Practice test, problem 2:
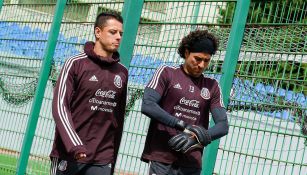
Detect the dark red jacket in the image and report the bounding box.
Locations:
[142,65,224,168]
[50,42,128,165]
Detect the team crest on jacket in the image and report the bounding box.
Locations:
[114,75,122,88]
[58,160,67,171]
[201,88,210,99]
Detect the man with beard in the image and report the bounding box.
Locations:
[50,12,127,175]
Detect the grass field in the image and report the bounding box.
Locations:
[0,153,49,175]
[0,153,139,175]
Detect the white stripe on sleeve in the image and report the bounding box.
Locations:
[147,65,166,89]
[57,53,86,146]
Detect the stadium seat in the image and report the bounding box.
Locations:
[80,39,87,44]
[281,110,294,121]
[274,111,282,119]
[296,95,306,106]
[68,36,78,43]
[255,83,266,93]
[265,85,275,94]
[285,91,294,101]
[277,88,286,97]
[214,74,222,80]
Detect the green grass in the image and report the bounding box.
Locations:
[0,153,49,175]
[0,154,17,175]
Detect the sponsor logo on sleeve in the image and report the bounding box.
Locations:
[201,87,210,99]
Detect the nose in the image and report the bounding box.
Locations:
[198,60,205,69]
[116,32,122,40]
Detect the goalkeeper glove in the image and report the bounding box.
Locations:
[175,120,211,147]
[168,132,202,153]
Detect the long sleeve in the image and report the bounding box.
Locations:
[52,58,87,158]
[208,107,229,140]
[141,87,180,127]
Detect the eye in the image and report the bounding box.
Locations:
[204,59,210,63]
[195,57,202,62]
[110,30,116,34]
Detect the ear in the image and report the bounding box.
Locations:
[184,49,190,59]
[94,27,101,38]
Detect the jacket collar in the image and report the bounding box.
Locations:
[84,41,120,66]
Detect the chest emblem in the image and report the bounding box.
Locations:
[201,88,210,99]
[58,160,67,171]
[114,75,122,88]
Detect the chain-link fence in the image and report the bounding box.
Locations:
[0,0,306,174]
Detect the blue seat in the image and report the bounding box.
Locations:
[144,56,155,66]
[296,95,306,106]
[68,36,78,43]
[80,39,87,44]
[244,79,253,87]
[281,110,294,121]
[22,26,32,33]
[0,22,8,28]
[274,111,282,119]
[265,85,275,94]
[152,60,163,68]
[129,67,137,75]
[57,34,66,42]
[33,28,43,39]
[255,83,266,93]
[276,88,286,97]
[232,78,240,87]
[214,74,222,81]
[130,54,142,66]
[285,91,294,101]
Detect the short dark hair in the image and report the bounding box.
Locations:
[94,12,123,29]
[177,30,219,58]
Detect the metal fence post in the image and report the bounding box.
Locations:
[0,0,3,12]
[202,0,251,174]
[118,0,144,68]
[16,0,67,174]
[191,1,200,30]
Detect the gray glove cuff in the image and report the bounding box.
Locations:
[175,120,187,131]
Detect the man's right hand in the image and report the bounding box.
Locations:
[168,132,202,153]
[175,120,212,147]
[75,153,86,160]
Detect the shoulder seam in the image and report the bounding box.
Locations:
[118,62,128,71]
[147,65,168,89]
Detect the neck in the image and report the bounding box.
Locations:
[182,64,190,75]
[93,42,113,58]
[182,64,201,78]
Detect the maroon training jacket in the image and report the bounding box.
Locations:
[50,42,128,165]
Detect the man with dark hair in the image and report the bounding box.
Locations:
[50,12,127,175]
[141,30,229,175]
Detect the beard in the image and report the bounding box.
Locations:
[97,39,119,54]
[102,44,118,54]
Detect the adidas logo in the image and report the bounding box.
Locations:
[89,75,98,81]
[173,83,182,89]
